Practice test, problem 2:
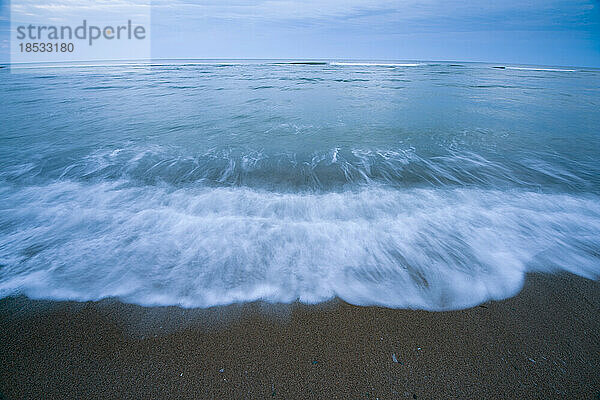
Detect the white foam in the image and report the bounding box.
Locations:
[504,67,576,72]
[0,182,598,310]
[330,62,422,67]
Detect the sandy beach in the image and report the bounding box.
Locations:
[0,273,598,399]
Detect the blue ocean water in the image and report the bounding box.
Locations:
[0,60,599,310]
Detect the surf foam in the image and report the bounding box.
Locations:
[1,181,598,310]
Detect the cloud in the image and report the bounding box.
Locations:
[8,0,599,33]
[148,0,598,31]
[3,0,599,65]
[10,0,151,24]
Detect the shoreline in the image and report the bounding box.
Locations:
[1,273,598,399]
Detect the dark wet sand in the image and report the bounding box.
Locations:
[0,273,598,399]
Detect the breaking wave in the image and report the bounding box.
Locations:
[0,180,598,310]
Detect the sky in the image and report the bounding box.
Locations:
[1,0,599,67]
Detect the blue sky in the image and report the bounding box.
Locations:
[1,0,599,66]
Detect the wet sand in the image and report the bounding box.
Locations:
[0,273,598,399]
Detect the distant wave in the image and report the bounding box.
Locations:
[331,62,422,67]
[272,61,328,65]
[1,181,598,309]
[493,66,577,72]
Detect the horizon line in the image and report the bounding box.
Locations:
[2,57,599,70]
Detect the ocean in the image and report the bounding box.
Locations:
[1,60,599,310]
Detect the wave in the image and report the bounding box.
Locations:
[330,62,422,67]
[0,181,598,310]
[2,146,596,192]
[272,62,328,65]
[493,66,577,72]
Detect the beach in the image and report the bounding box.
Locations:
[1,61,599,398]
[1,273,598,399]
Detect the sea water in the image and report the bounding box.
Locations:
[0,61,599,310]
